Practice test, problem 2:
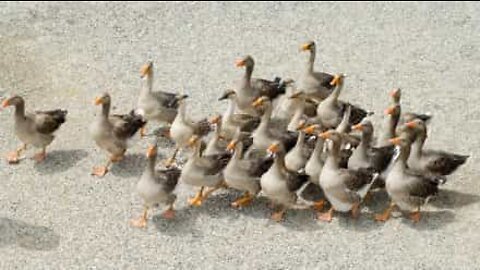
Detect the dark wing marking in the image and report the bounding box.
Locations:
[34,109,67,134]
[343,167,375,191]
[111,110,146,139]
[286,171,309,192]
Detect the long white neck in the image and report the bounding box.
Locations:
[306,48,315,74]
[325,139,340,169]
[327,80,343,102]
[224,99,236,123]
[259,103,272,130]
[287,105,304,132]
[141,72,153,96]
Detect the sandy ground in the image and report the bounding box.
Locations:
[0,2,479,269]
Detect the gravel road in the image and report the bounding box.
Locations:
[1,2,479,269]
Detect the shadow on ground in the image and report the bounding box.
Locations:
[34,149,88,175]
[110,153,147,178]
[0,218,60,251]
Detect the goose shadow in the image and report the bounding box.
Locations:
[401,210,455,231]
[110,153,147,178]
[34,149,88,175]
[431,189,480,209]
[0,218,60,251]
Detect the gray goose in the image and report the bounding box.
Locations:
[299,41,335,101]
[390,88,432,125]
[315,74,369,129]
[2,95,67,163]
[224,139,273,208]
[218,89,260,139]
[260,142,309,221]
[234,55,286,116]
[130,137,181,228]
[179,135,230,206]
[136,61,188,136]
[318,130,379,222]
[405,119,468,176]
[377,104,401,147]
[90,93,145,177]
[376,137,443,223]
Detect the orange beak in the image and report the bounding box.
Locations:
[252,97,265,108]
[146,145,156,157]
[318,131,331,139]
[352,123,363,131]
[94,97,103,105]
[302,124,319,134]
[209,115,221,125]
[300,43,311,51]
[384,106,394,115]
[187,136,198,147]
[389,137,402,145]
[235,59,246,67]
[140,64,150,78]
[389,88,400,98]
[226,140,238,151]
[2,99,10,108]
[405,121,417,129]
[330,75,340,86]
[267,143,280,154]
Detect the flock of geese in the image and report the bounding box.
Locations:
[2,41,469,228]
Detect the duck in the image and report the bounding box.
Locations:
[377,104,401,147]
[249,96,297,154]
[348,119,395,173]
[375,137,444,223]
[90,93,146,177]
[2,95,67,163]
[389,88,432,125]
[167,96,212,166]
[260,142,309,221]
[318,130,379,222]
[130,137,181,228]
[299,41,335,101]
[218,89,260,139]
[405,119,469,176]
[234,55,286,115]
[179,135,230,206]
[223,139,273,208]
[315,74,369,129]
[136,61,189,136]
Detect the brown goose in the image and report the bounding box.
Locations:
[130,137,181,228]
[315,74,369,129]
[90,93,146,177]
[136,61,188,136]
[234,55,286,115]
[2,95,67,163]
[179,135,230,206]
[224,139,273,208]
[405,119,468,176]
[376,137,443,223]
[166,97,212,166]
[299,41,335,101]
[318,130,379,222]
[260,142,309,221]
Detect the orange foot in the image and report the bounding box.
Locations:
[188,196,203,207]
[409,211,421,223]
[231,195,253,208]
[32,152,46,163]
[317,209,334,223]
[271,211,285,222]
[6,151,20,164]
[351,204,360,219]
[91,166,108,177]
[129,217,147,228]
[162,209,176,219]
[375,212,391,222]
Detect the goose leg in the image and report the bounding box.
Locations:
[409,208,421,223]
[130,206,149,228]
[92,159,112,177]
[188,187,204,206]
[375,202,396,222]
[317,207,335,222]
[351,202,361,219]
[6,144,27,164]
[231,192,253,208]
[162,204,176,220]
[140,126,147,138]
[312,199,325,211]
[164,147,179,167]
[271,205,286,222]
[32,147,47,162]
